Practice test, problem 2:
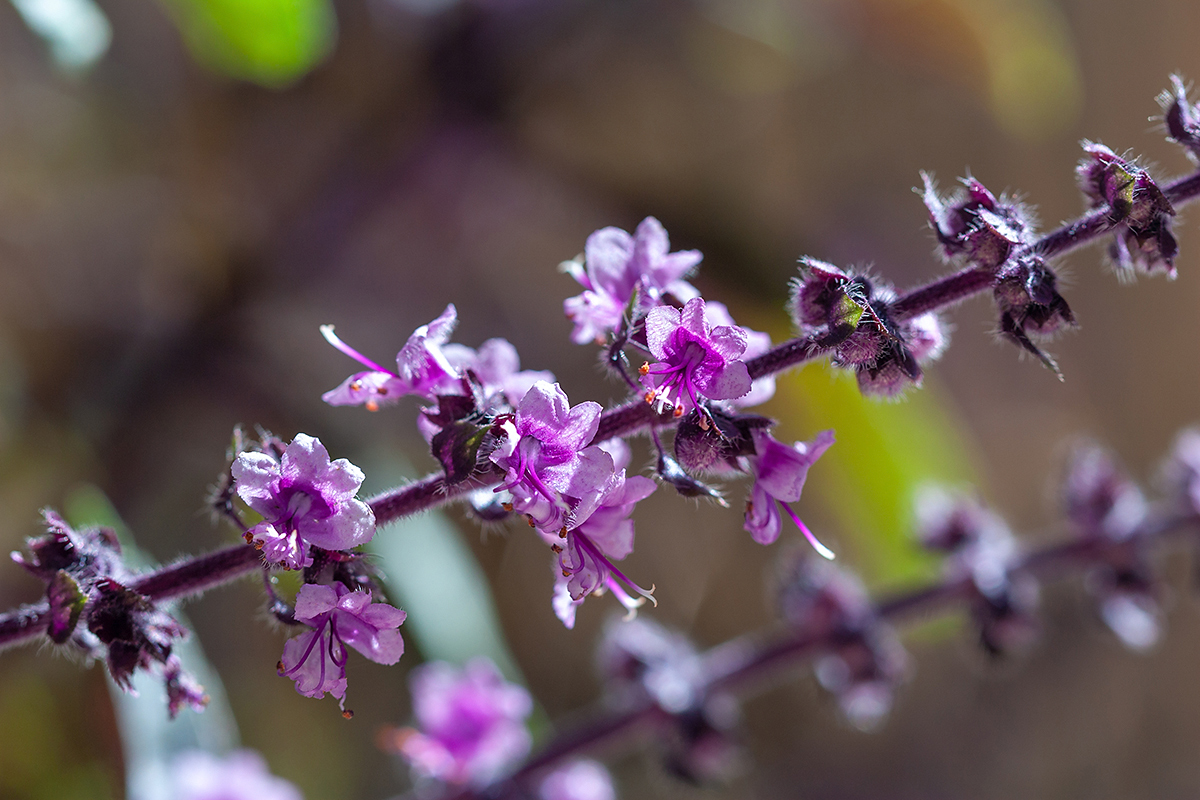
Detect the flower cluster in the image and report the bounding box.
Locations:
[169,750,302,800]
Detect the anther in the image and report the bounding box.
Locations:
[644,391,656,404]
[639,361,651,377]
[342,710,355,720]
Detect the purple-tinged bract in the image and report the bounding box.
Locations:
[233,433,375,570]
[640,297,752,418]
[398,658,533,786]
[920,172,1034,270]
[1160,74,1200,162]
[278,582,406,709]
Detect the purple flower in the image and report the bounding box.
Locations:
[443,337,556,408]
[322,304,461,409]
[540,760,616,800]
[491,382,616,534]
[703,300,775,408]
[639,297,752,419]
[397,658,533,786]
[170,749,303,800]
[563,217,701,345]
[548,467,658,627]
[278,582,406,711]
[233,434,375,570]
[743,429,835,555]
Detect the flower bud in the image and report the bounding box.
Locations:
[994,255,1075,375]
[1061,443,1147,542]
[1160,74,1200,162]
[921,172,1034,270]
[1076,142,1177,278]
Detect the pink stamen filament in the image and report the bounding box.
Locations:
[570,531,656,605]
[780,502,836,560]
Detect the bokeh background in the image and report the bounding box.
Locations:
[2,0,1200,797]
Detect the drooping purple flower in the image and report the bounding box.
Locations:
[548,467,658,627]
[322,304,461,409]
[743,429,835,554]
[540,759,616,800]
[640,297,752,419]
[170,749,303,800]
[233,434,375,570]
[397,658,533,786]
[563,217,702,345]
[490,381,616,534]
[278,582,406,711]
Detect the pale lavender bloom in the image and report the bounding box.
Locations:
[233,434,374,570]
[322,304,461,408]
[548,468,658,626]
[563,217,702,344]
[278,582,406,709]
[491,382,616,534]
[399,658,533,786]
[170,749,302,800]
[539,759,616,800]
[443,337,556,407]
[743,429,835,555]
[640,297,752,418]
[703,300,775,408]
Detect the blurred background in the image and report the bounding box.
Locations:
[2,0,1200,797]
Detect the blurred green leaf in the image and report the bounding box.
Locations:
[159,0,336,87]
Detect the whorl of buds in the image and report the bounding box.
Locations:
[921,173,1035,271]
[1062,445,1161,651]
[914,489,1039,656]
[1076,142,1178,278]
[788,260,947,397]
[776,556,908,729]
[1161,74,1200,162]
[993,255,1075,377]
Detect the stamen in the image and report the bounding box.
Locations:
[781,502,836,560]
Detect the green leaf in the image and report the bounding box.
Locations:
[159,0,336,87]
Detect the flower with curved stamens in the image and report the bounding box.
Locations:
[639,297,751,420]
[322,304,461,409]
[233,434,374,570]
[743,429,835,555]
[547,468,658,626]
[278,582,406,711]
[490,382,616,534]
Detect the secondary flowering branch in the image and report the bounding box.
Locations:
[428,504,1200,800]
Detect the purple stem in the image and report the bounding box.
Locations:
[425,510,1198,800]
[367,467,503,527]
[0,543,264,652]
